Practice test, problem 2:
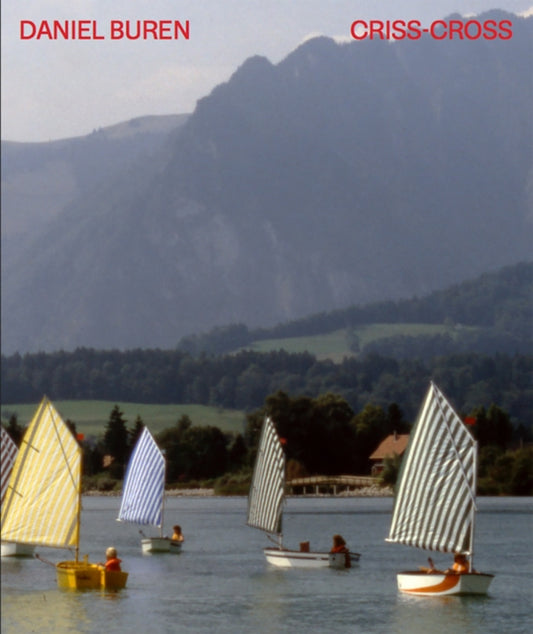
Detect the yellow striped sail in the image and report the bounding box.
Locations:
[1,398,81,550]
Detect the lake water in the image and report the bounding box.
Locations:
[1,496,532,633]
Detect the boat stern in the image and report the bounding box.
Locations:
[102,569,129,590]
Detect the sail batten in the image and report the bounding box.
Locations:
[387,382,476,554]
[247,417,285,536]
[1,398,81,549]
[118,427,165,528]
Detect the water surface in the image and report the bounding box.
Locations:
[2,496,532,633]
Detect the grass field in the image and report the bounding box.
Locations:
[0,401,247,438]
[246,323,459,362]
[246,329,355,362]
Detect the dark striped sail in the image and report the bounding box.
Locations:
[247,417,285,536]
[118,427,165,528]
[387,382,476,554]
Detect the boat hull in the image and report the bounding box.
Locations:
[264,548,359,569]
[141,537,182,554]
[1,542,35,558]
[56,560,128,591]
[397,571,494,596]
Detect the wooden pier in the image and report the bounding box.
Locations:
[287,475,378,496]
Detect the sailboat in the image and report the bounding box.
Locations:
[118,426,181,554]
[386,382,494,596]
[1,397,128,590]
[1,427,35,557]
[247,417,360,569]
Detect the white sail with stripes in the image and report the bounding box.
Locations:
[118,427,165,529]
[247,417,285,536]
[386,382,476,554]
[1,427,18,506]
[1,398,81,549]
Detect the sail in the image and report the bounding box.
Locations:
[117,427,165,527]
[1,427,18,506]
[386,382,476,554]
[247,417,285,536]
[1,398,81,549]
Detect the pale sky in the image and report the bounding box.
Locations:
[2,1,531,142]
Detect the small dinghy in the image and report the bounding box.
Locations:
[247,417,360,569]
[386,382,493,596]
[1,397,128,590]
[118,427,182,554]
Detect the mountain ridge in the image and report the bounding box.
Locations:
[2,11,532,354]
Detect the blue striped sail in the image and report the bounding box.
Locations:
[247,417,285,536]
[1,427,18,506]
[118,427,165,528]
[386,382,477,555]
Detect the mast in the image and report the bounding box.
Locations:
[469,440,478,571]
[160,449,167,539]
[75,453,82,563]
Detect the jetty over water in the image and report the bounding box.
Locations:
[287,475,378,496]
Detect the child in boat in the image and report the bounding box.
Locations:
[330,534,351,568]
[424,553,469,574]
[171,525,184,542]
[449,553,469,574]
[103,547,122,571]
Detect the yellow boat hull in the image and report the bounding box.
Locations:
[56,560,128,591]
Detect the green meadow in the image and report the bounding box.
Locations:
[246,323,458,361]
[1,401,246,439]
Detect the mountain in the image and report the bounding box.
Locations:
[2,11,532,354]
[1,114,188,267]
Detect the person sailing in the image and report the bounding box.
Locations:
[330,534,351,568]
[171,525,185,543]
[101,546,122,571]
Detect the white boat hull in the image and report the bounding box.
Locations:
[264,548,359,569]
[1,542,35,558]
[397,571,494,596]
[141,537,182,554]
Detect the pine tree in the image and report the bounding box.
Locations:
[103,405,129,466]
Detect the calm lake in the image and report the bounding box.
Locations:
[1,496,532,633]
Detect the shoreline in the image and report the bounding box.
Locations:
[83,485,394,498]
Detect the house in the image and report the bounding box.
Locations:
[369,432,410,476]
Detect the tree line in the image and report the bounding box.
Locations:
[2,349,531,436]
[3,391,531,495]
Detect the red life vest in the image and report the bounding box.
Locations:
[105,557,122,572]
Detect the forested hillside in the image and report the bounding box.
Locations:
[177,261,532,356]
[2,263,531,430]
[2,349,531,434]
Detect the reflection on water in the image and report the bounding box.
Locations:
[391,593,494,634]
[2,590,91,633]
[1,496,532,634]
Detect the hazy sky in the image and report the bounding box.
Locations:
[2,1,531,142]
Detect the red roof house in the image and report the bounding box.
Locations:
[369,433,410,476]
